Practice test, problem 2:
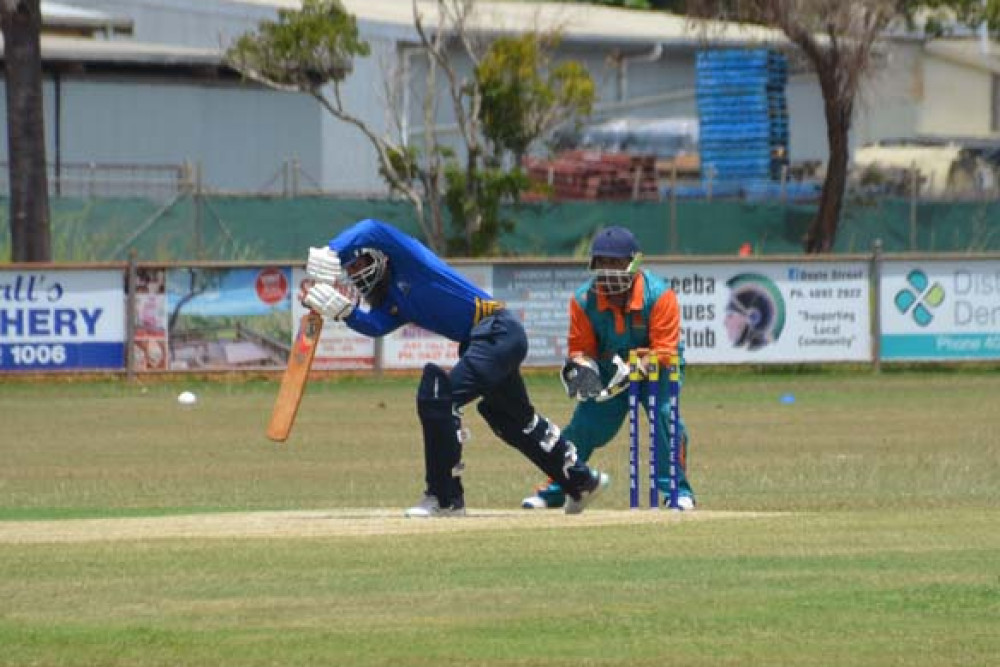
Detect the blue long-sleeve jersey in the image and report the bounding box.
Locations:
[328,219,496,343]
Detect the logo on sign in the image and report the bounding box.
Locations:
[894,269,944,327]
[724,273,786,351]
[255,268,289,306]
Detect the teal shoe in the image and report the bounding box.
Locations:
[520,479,566,509]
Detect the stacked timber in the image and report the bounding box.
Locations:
[523,150,659,201]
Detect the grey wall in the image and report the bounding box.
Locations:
[856,41,922,147]
[49,0,278,49]
[785,74,828,163]
[1,75,322,193]
[16,2,929,195]
[316,38,400,194]
[920,52,994,135]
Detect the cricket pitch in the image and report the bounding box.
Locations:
[0,509,782,544]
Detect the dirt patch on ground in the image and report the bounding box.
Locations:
[0,509,781,544]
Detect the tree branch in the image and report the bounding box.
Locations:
[312,85,434,244]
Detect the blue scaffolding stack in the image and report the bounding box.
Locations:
[696,49,789,187]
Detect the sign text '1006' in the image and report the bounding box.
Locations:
[3,344,68,367]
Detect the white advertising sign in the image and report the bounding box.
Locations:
[380,264,491,369]
[291,264,491,370]
[651,261,871,364]
[292,268,374,369]
[491,263,589,366]
[382,324,460,369]
[880,259,1000,360]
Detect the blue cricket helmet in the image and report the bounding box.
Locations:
[589,226,639,267]
[589,226,642,295]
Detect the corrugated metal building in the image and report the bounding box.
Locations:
[1,1,320,195]
[5,0,975,195]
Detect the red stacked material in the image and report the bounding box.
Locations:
[523,151,659,201]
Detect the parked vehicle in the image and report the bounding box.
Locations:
[852,137,999,197]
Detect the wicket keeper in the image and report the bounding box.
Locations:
[301,219,610,517]
[522,226,697,510]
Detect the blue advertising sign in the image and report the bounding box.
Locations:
[0,270,125,370]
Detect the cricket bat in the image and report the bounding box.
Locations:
[267,310,324,442]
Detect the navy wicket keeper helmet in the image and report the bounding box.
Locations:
[344,247,388,297]
[589,226,641,295]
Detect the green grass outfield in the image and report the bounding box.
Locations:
[1,370,998,666]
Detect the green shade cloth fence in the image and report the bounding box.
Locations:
[3,195,998,261]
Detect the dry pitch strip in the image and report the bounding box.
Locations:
[0,509,782,544]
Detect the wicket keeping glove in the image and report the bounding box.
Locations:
[306,246,343,284]
[560,357,603,401]
[303,282,355,321]
[605,354,631,393]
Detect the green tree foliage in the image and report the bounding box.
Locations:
[227,0,369,89]
[477,33,596,164]
[443,166,529,256]
[229,0,597,257]
[228,0,455,251]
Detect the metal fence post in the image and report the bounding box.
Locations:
[909,164,919,251]
[194,162,204,259]
[870,239,883,373]
[373,336,384,378]
[669,161,678,253]
[126,251,138,381]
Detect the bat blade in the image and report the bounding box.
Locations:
[267,311,324,442]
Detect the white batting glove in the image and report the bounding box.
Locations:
[306,246,342,284]
[303,282,355,321]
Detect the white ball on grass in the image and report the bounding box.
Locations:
[177,391,198,406]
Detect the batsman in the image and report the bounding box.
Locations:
[522,226,697,511]
[300,218,609,517]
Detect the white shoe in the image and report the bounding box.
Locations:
[404,494,467,518]
[521,494,548,509]
[666,495,696,511]
[565,471,610,515]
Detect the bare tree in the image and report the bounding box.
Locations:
[1,0,51,262]
[414,0,488,252]
[685,0,897,253]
